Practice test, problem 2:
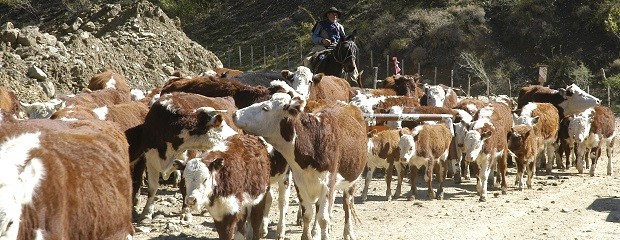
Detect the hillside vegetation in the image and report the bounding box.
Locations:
[2,0,620,105]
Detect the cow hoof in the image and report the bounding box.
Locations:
[181,213,193,222]
[479,196,487,202]
[407,195,415,201]
[386,196,392,202]
[436,193,444,200]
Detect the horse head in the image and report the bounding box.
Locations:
[333,30,360,86]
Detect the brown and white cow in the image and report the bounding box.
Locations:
[160,75,293,109]
[572,106,616,176]
[0,119,133,239]
[125,92,239,221]
[363,129,405,202]
[462,101,512,202]
[512,102,559,175]
[51,101,149,131]
[517,84,600,118]
[87,69,131,93]
[233,93,366,240]
[420,84,458,109]
[399,124,453,200]
[179,134,271,240]
[60,88,132,110]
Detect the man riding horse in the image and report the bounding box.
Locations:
[303,7,361,86]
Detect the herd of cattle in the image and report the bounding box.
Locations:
[0,66,615,240]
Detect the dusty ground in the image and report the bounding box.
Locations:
[133,121,620,240]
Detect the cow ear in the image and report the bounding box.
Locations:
[312,73,324,83]
[286,97,306,115]
[558,87,568,98]
[512,113,519,123]
[211,114,223,127]
[460,120,471,130]
[281,70,293,81]
[531,116,540,125]
[212,158,225,171]
[173,159,186,171]
[368,129,378,138]
[481,129,493,140]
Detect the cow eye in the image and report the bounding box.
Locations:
[262,106,271,111]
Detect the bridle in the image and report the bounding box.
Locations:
[332,40,358,66]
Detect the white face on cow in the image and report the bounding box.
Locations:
[399,133,416,164]
[0,132,46,238]
[424,85,446,107]
[233,93,304,144]
[558,84,600,116]
[462,119,492,163]
[183,158,218,211]
[288,66,313,98]
[568,115,592,142]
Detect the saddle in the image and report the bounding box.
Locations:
[308,49,332,73]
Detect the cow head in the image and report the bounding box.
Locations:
[557,84,600,116]
[508,124,534,153]
[281,66,312,98]
[513,113,540,126]
[398,126,423,164]
[20,99,65,119]
[233,93,305,147]
[0,132,46,238]
[180,156,224,211]
[462,119,494,162]
[568,110,593,142]
[423,84,447,107]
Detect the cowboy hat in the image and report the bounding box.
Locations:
[325,7,342,18]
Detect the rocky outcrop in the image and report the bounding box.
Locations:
[0,1,222,103]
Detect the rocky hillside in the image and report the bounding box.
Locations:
[0,1,221,103]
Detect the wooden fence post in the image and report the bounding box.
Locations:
[251,46,254,69]
[434,67,437,85]
[373,67,378,89]
[238,46,242,68]
[386,54,389,78]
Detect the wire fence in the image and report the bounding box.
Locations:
[214,44,613,106]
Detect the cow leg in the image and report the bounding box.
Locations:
[576,143,586,174]
[460,153,470,181]
[498,154,508,194]
[545,146,553,175]
[476,159,491,202]
[343,185,357,240]
[394,162,404,199]
[214,214,241,240]
[179,177,192,222]
[140,167,161,222]
[294,184,303,226]
[606,138,614,176]
[260,186,273,238]
[407,164,419,201]
[274,171,292,240]
[515,156,525,190]
[131,155,146,218]
[590,147,601,177]
[436,160,447,200]
[316,186,333,240]
[425,161,435,200]
[300,201,314,240]
[385,162,394,201]
[250,193,268,240]
[526,160,536,189]
[361,166,375,202]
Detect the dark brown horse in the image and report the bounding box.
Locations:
[313,30,362,87]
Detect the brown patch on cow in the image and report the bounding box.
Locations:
[0,119,133,239]
[87,69,130,93]
[0,86,19,116]
[161,75,275,109]
[591,105,615,138]
[61,88,131,109]
[308,75,352,102]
